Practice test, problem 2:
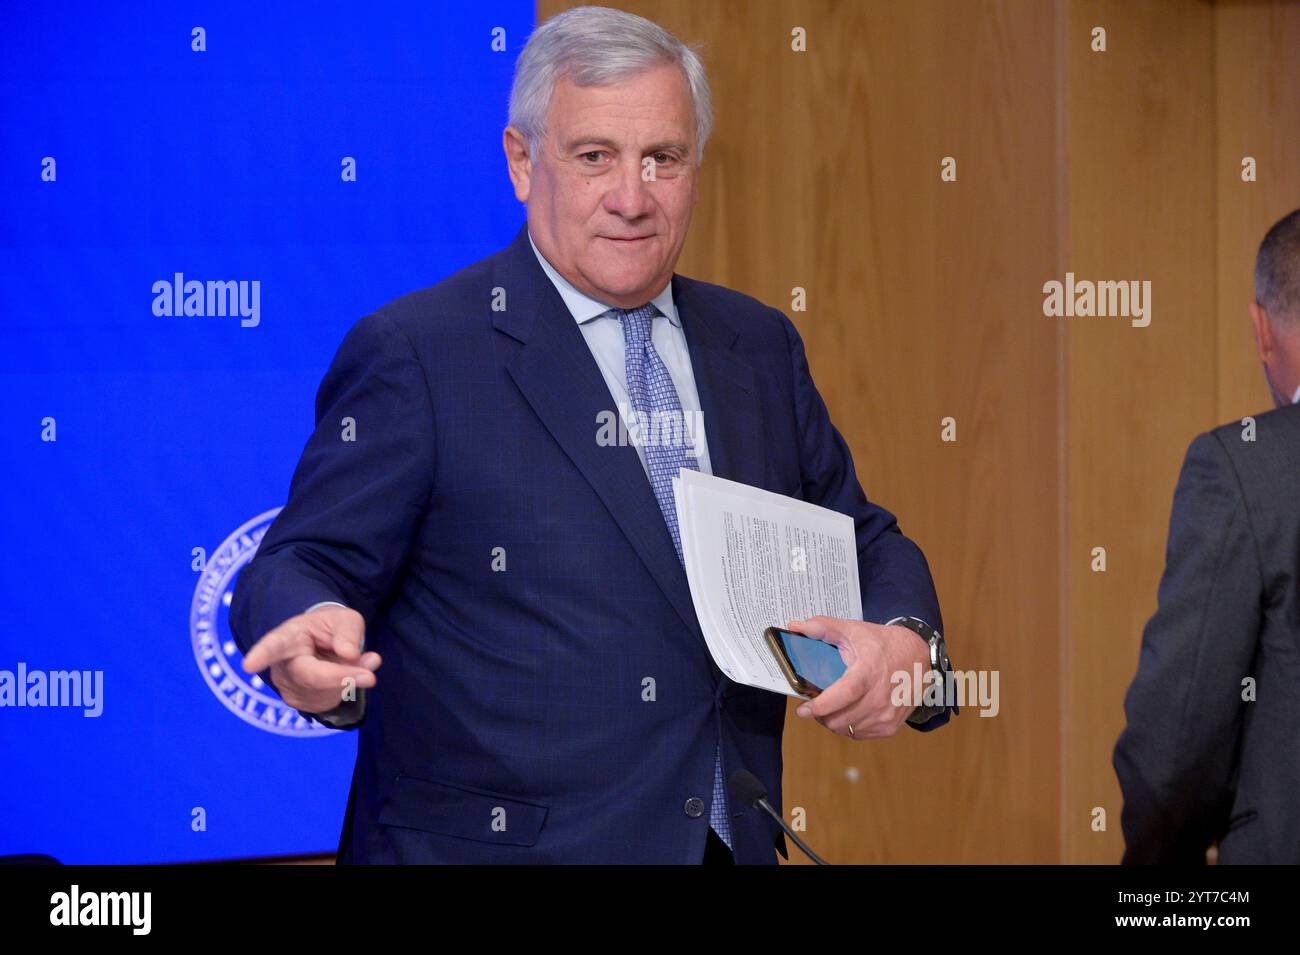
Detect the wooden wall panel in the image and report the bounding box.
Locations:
[1062,0,1218,865]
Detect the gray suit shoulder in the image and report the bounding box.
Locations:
[1193,404,1300,544]
[1206,403,1300,475]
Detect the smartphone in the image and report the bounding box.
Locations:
[764,626,848,698]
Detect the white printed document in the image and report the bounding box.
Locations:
[672,469,862,697]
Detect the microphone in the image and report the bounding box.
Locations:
[728,769,831,865]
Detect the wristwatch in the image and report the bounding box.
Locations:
[886,615,952,726]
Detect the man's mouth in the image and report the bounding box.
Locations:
[600,235,653,243]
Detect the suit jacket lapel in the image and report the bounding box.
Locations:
[673,275,765,491]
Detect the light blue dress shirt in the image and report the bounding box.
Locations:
[526,229,713,477]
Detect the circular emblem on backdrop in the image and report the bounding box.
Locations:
[190,507,338,737]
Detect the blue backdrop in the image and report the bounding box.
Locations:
[0,1,532,863]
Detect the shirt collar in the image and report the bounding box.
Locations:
[527,228,679,327]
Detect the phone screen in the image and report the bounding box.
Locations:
[774,629,847,693]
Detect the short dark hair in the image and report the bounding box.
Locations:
[1255,208,1300,324]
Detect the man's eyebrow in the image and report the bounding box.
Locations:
[561,136,692,155]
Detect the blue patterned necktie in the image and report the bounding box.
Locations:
[617,303,732,852]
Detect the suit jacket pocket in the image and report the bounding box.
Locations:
[379,772,549,847]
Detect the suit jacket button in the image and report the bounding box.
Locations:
[684,797,705,818]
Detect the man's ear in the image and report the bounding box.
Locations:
[1249,300,1274,364]
[503,127,532,203]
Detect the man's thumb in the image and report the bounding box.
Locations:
[793,615,835,639]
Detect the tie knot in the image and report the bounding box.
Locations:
[615,304,657,345]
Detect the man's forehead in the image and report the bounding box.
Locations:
[550,100,693,149]
[541,66,696,152]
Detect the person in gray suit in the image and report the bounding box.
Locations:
[1114,208,1300,864]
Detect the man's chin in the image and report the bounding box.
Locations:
[587,270,664,304]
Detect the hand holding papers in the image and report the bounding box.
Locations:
[672,469,861,698]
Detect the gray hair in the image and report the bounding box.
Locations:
[1256,208,1300,326]
[507,5,712,162]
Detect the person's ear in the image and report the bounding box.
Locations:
[1249,300,1274,364]
[503,127,532,203]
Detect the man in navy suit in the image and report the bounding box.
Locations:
[232,5,950,865]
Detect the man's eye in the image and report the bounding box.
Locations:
[580,151,605,163]
[654,153,677,165]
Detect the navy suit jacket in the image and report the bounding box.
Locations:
[230,223,946,864]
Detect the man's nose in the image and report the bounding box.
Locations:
[602,158,656,218]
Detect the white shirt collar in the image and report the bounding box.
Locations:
[527,228,679,327]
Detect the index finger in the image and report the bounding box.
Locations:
[242,622,320,673]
